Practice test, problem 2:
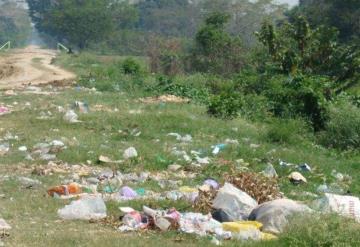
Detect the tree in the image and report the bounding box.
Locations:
[192,12,245,75]
[292,0,360,43]
[27,0,114,49]
[0,2,31,47]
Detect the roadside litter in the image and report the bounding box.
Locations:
[63,110,80,123]
[248,199,312,234]
[140,95,190,104]
[0,106,10,116]
[0,143,9,156]
[212,183,258,221]
[288,172,307,185]
[0,219,11,231]
[314,193,360,222]
[58,195,107,220]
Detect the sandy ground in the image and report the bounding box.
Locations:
[0,45,75,89]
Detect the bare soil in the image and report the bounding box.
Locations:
[0,45,75,89]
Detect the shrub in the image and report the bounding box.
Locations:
[122,58,141,75]
[264,74,330,131]
[146,76,210,103]
[319,100,360,150]
[277,214,360,247]
[266,118,310,144]
[207,91,242,119]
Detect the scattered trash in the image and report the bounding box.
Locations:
[140,95,190,104]
[298,163,312,172]
[0,106,10,116]
[314,193,360,222]
[98,155,122,164]
[226,172,282,204]
[262,164,278,178]
[212,209,232,223]
[212,144,227,155]
[224,139,239,145]
[288,172,307,185]
[0,143,9,156]
[63,110,80,123]
[179,212,221,236]
[0,219,11,230]
[168,164,182,172]
[249,199,312,234]
[193,186,217,214]
[212,183,258,221]
[18,177,42,188]
[74,101,89,113]
[119,186,138,200]
[123,147,138,159]
[203,179,220,190]
[58,196,107,220]
[18,146,27,152]
[48,183,82,197]
[167,133,193,143]
[279,160,294,167]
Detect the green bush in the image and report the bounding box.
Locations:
[122,58,141,75]
[207,91,242,119]
[266,118,310,144]
[264,74,330,131]
[146,76,210,103]
[319,100,360,150]
[276,214,360,247]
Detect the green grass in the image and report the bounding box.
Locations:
[1,53,360,246]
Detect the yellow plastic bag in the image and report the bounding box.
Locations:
[222,221,263,232]
[179,186,198,193]
[261,232,278,241]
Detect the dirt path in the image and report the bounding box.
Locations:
[0,45,75,89]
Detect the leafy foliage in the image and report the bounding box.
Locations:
[27,0,114,49]
[0,2,31,47]
[122,58,141,75]
[191,12,245,75]
[147,76,210,104]
[319,99,360,150]
[207,90,242,119]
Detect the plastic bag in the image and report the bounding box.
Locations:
[212,183,258,221]
[314,193,360,222]
[58,196,107,220]
[248,199,311,234]
[123,147,138,159]
[63,110,80,123]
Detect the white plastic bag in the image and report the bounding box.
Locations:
[249,199,312,234]
[314,193,360,222]
[212,183,258,221]
[63,110,80,123]
[123,147,138,159]
[58,196,107,220]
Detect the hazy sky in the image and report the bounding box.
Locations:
[275,0,299,6]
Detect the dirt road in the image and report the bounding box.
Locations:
[0,45,75,89]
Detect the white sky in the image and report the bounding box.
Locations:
[275,0,299,6]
